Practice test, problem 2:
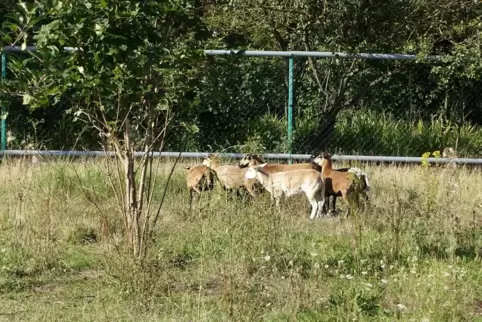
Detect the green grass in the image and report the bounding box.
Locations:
[0,157,481,321]
[331,109,482,157]
[240,109,482,157]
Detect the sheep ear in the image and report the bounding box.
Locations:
[259,163,267,168]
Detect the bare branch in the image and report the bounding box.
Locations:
[302,29,324,93]
[136,98,156,217]
[147,152,182,245]
[145,110,173,214]
[104,146,125,217]
[115,86,122,126]
[344,67,402,108]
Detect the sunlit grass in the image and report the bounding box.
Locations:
[0,157,480,321]
[241,109,482,157]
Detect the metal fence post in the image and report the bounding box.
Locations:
[1,53,6,152]
[287,55,294,164]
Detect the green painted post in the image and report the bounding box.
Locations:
[287,56,294,164]
[1,53,6,152]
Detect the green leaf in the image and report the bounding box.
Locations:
[157,99,170,111]
[77,66,85,76]
[94,23,105,36]
[21,36,27,51]
[22,93,33,105]
[184,123,199,134]
[18,2,28,14]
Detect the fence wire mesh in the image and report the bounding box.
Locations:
[3,50,482,159]
[163,54,482,158]
[294,57,482,157]
[163,55,289,153]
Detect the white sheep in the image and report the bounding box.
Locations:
[239,153,321,172]
[202,154,261,198]
[244,163,327,219]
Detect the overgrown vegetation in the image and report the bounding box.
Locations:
[1,0,482,156]
[0,158,480,320]
[0,0,481,320]
[1,0,207,260]
[233,109,482,156]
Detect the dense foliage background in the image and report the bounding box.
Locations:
[1,0,482,156]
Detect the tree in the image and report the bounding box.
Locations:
[204,0,482,152]
[1,0,208,260]
[205,0,414,149]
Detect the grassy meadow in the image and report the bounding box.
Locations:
[0,157,481,321]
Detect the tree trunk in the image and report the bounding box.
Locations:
[123,119,143,259]
[304,108,340,153]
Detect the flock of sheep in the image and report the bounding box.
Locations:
[184,152,371,219]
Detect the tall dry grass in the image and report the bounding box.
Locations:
[0,157,480,321]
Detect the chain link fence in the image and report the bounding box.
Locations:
[2,49,482,159]
[163,55,289,154]
[163,52,482,158]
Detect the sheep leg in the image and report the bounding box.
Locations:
[245,184,257,199]
[189,186,203,211]
[323,194,337,215]
[322,194,329,213]
[235,189,243,199]
[326,195,338,217]
[316,182,327,218]
[314,192,327,218]
[222,186,239,200]
[313,193,326,219]
[319,200,326,218]
[275,198,281,212]
[341,191,350,218]
[363,190,370,204]
[273,190,283,212]
[309,197,318,220]
[320,196,327,218]
[205,187,214,209]
[188,188,193,211]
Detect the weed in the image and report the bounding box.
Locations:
[0,159,480,321]
[67,226,98,245]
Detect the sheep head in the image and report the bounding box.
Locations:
[311,152,331,167]
[238,153,265,168]
[308,153,317,163]
[321,152,332,159]
[312,154,323,166]
[244,163,267,179]
[202,153,219,168]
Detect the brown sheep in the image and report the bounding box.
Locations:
[202,154,261,198]
[313,152,369,216]
[185,164,216,210]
